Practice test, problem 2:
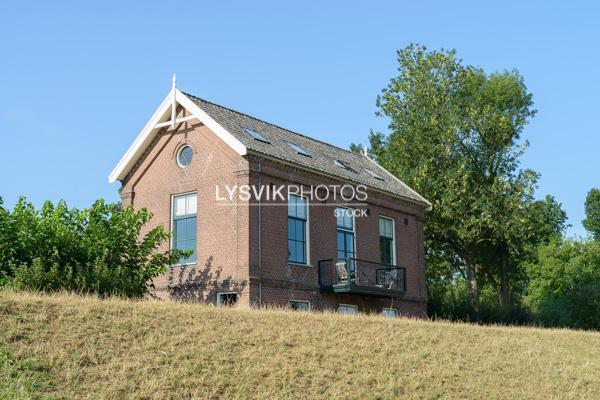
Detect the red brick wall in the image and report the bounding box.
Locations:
[121,109,252,306]
[246,156,427,317]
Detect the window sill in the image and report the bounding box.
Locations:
[288,262,313,268]
[171,262,197,268]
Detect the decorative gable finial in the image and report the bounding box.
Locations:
[171,73,177,127]
[363,145,369,158]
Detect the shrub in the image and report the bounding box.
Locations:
[0,197,186,297]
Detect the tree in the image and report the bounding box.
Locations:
[526,239,600,329]
[583,188,600,240]
[370,44,543,311]
[0,198,186,296]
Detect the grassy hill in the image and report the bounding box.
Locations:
[1,291,599,399]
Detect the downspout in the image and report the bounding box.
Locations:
[258,162,263,307]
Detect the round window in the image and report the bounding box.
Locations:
[177,145,193,167]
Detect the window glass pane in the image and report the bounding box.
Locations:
[186,217,196,240]
[380,217,393,237]
[288,195,296,217]
[296,241,305,264]
[337,231,345,254]
[345,233,354,254]
[288,219,295,240]
[382,309,397,318]
[337,208,353,230]
[288,240,297,262]
[290,301,310,311]
[175,196,187,216]
[336,207,344,228]
[345,213,353,230]
[187,194,197,215]
[338,305,357,315]
[381,237,392,265]
[296,220,303,242]
[296,196,306,219]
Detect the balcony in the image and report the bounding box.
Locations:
[317,258,407,297]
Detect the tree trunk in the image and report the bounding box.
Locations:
[464,256,479,317]
[499,252,509,308]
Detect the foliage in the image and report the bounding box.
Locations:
[526,239,600,330]
[583,188,600,240]
[367,44,566,315]
[0,197,184,297]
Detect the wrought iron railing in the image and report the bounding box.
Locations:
[317,258,407,293]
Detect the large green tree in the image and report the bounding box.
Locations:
[368,44,561,311]
[583,188,600,240]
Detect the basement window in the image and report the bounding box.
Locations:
[243,127,269,143]
[337,304,357,315]
[289,300,311,311]
[381,308,398,318]
[286,141,310,157]
[365,168,385,181]
[216,292,238,306]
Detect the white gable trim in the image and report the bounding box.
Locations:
[108,90,247,183]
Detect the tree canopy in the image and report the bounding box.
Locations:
[367,44,566,314]
[583,188,600,240]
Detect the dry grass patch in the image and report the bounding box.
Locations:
[1,290,599,399]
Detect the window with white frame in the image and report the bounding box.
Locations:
[338,304,357,315]
[216,292,238,306]
[379,217,395,265]
[288,194,308,264]
[172,193,197,264]
[289,300,310,311]
[381,308,398,318]
[336,207,356,272]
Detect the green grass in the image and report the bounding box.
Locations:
[1,290,600,399]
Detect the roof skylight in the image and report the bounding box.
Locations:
[332,158,355,172]
[286,141,310,157]
[365,168,385,181]
[243,127,269,143]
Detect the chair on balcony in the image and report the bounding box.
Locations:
[378,269,399,290]
[335,261,349,283]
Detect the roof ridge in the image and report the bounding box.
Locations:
[182,91,362,159]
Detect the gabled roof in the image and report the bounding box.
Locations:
[109,88,430,208]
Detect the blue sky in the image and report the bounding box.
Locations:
[0,1,597,237]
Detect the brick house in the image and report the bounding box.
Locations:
[109,79,431,317]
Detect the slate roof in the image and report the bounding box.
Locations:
[185,93,430,208]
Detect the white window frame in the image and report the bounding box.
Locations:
[216,292,238,306]
[176,145,193,168]
[287,192,310,266]
[379,216,396,265]
[288,300,311,311]
[170,191,198,266]
[336,206,357,260]
[381,308,398,318]
[337,304,358,315]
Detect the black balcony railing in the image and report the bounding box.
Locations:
[317,258,407,297]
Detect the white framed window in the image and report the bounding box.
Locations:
[336,206,356,272]
[216,292,238,306]
[288,194,309,265]
[176,145,193,167]
[382,308,398,318]
[289,300,311,311]
[379,216,396,265]
[171,192,197,264]
[337,304,357,315]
